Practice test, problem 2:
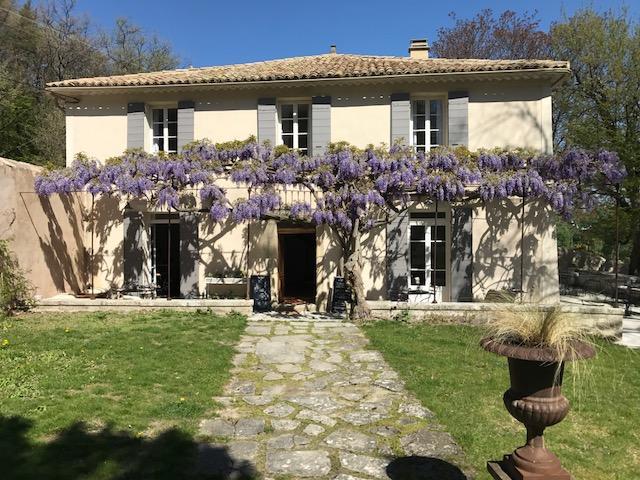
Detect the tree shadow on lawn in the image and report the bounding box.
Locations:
[0,416,257,480]
[386,456,469,480]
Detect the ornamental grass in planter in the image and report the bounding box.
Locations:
[481,306,595,480]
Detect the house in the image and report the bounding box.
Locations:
[46,39,567,308]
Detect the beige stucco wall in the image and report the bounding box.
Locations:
[472,199,559,303]
[0,158,86,298]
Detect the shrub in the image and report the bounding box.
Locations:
[0,240,35,315]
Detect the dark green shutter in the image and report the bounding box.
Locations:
[177,100,195,151]
[257,97,277,145]
[390,93,411,145]
[387,210,409,301]
[311,96,331,155]
[448,91,469,147]
[123,208,144,288]
[179,212,199,298]
[451,206,473,301]
[127,102,145,150]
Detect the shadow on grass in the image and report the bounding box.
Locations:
[0,416,257,480]
[386,456,469,479]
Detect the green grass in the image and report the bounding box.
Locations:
[0,310,247,479]
[364,322,640,480]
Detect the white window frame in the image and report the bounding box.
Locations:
[278,101,310,155]
[407,211,451,303]
[411,97,445,152]
[151,107,178,154]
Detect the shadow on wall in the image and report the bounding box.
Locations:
[0,415,256,480]
[316,225,342,312]
[362,225,387,301]
[475,199,557,303]
[19,193,86,295]
[92,195,124,291]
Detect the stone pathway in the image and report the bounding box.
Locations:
[196,314,470,479]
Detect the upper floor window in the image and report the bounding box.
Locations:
[152,108,178,153]
[279,103,309,155]
[412,99,443,152]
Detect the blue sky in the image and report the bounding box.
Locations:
[72,0,637,67]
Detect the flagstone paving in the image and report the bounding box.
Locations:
[196,314,470,479]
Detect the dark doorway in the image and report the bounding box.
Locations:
[151,222,180,298]
[278,230,316,303]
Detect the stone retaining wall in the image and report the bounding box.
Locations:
[35,298,253,315]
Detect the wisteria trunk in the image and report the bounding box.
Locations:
[343,224,371,322]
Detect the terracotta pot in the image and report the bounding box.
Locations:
[481,338,595,480]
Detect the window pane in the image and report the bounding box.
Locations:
[282,135,294,148]
[415,131,426,147]
[430,114,440,130]
[153,109,163,122]
[153,138,164,152]
[431,270,446,286]
[414,100,425,115]
[430,100,440,115]
[431,130,441,146]
[298,104,309,118]
[410,270,426,286]
[168,122,177,137]
[410,225,425,241]
[298,119,308,133]
[282,119,294,134]
[167,108,177,122]
[281,104,294,118]
[414,116,426,130]
[434,243,445,269]
[432,225,445,241]
[153,123,163,136]
[168,137,178,152]
[298,135,308,150]
[410,242,426,269]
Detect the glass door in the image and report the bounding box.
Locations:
[409,214,449,303]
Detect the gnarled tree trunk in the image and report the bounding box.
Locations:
[343,221,371,322]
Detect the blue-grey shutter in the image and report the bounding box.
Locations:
[177,100,195,151]
[127,102,145,150]
[448,91,469,147]
[311,96,331,155]
[180,212,199,298]
[390,93,411,145]
[123,208,144,288]
[451,206,473,301]
[387,210,409,301]
[257,97,277,146]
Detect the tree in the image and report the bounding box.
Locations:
[431,9,551,59]
[550,8,640,274]
[99,17,180,75]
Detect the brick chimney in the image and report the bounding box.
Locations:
[408,39,429,59]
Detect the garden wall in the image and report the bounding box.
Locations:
[0,158,86,298]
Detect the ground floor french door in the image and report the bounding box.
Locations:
[150,215,180,298]
[277,225,316,303]
[408,212,450,303]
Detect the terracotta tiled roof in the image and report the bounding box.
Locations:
[47,54,569,89]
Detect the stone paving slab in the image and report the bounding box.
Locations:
[197,315,471,479]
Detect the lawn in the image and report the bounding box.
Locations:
[0,310,246,480]
[364,322,640,480]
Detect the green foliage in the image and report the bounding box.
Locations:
[0,240,35,315]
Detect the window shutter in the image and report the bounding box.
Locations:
[386,210,409,301]
[179,212,199,298]
[257,97,277,145]
[311,96,331,155]
[451,206,473,301]
[448,91,469,147]
[177,100,195,151]
[127,102,146,150]
[390,93,411,145]
[123,208,144,289]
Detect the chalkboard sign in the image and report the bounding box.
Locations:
[250,275,271,312]
[331,276,352,314]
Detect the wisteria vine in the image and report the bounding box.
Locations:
[34,141,627,232]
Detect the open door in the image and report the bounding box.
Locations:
[277,226,316,303]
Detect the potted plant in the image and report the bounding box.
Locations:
[481,305,595,480]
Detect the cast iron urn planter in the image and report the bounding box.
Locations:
[481,338,595,480]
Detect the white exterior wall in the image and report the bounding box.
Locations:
[63,78,558,304]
